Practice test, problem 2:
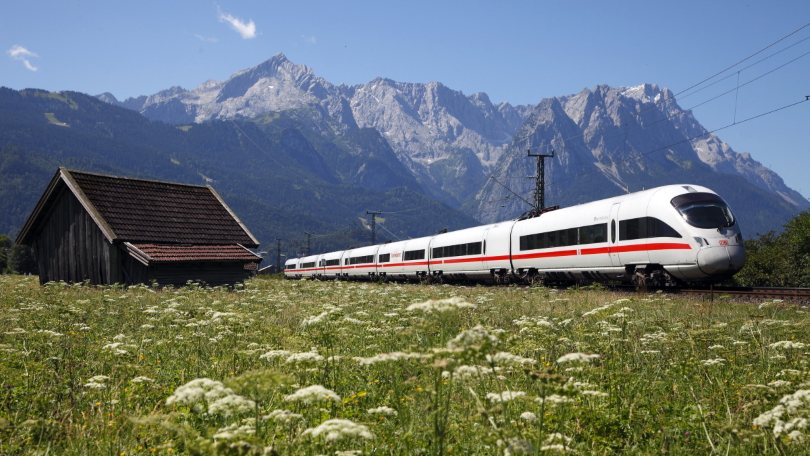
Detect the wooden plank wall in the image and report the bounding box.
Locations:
[33,190,113,285]
[153,262,253,287]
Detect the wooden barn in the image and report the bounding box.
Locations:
[16,168,262,286]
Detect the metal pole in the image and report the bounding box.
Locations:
[366,210,382,245]
[275,239,282,272]
[527,149,555,213]
[304,232,314,256]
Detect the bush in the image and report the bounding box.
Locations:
[734,211,810,287]
[7,243,37,275]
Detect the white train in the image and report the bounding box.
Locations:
[284,185,745,287]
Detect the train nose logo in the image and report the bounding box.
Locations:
[719,240,729,246]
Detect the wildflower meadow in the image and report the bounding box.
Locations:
[2,274,810,455]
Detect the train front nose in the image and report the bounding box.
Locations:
[697,245,746,275]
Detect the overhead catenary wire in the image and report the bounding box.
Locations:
[543,98,809,187]
[512,20,810,154]
[497,47,810,183]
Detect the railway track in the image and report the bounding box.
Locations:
[677,286,810,301]
[601,284,810,301]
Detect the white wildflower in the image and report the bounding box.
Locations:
[36,330,63,337]
[486,351,536,366]
[87,375,110,383]
[708,345,724,350]
[446,325,499,349]
[208,394,255,416]
[769,380,793,388]
[354,352,430,365]
[213,419,255,440]
[581,390,608,397]
[701,358,726,366]
[259,350,291,360]
[556,353,600,364]
[520,411,538,422]
[286,352,325,364]
[486,391,526,403]
[498,437,536,455]
[166,378,233,406]
[264,409,303,424]
[302,419,374,441]
[405,296,476,313]
[770,341,807,349]
[335,451,363,456]
[536,395,574,406]
[284,385,341,404]
[367,406,398,416]
[84,382,106,389]
[130,376,154,383]
[301,311,330,327]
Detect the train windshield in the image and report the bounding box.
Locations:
[671,192,735,229]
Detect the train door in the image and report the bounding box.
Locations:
[609,203,621,267]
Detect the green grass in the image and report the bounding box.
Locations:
[43,113,68,127]
[1,275,809,455]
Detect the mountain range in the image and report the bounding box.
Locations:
[0,53,805,256]
[99,54,807,225]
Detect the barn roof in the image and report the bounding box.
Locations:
[124,243,261,265]
[17,168,260,248]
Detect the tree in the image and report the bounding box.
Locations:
[0,234,11,272]
[7,243,37,275]
[734,211,810,287]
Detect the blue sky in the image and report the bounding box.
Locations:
[2,0,809,202]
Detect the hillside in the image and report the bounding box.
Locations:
[99,54,808,232]
[0,88,479,259]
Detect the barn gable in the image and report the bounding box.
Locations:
[17,168,262,286]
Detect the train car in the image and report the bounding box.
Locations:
[292,254,322,279]
[510,185,744,286]
[283,258,300,279]
[319,250,345,280]
[285,184,745,286]
[342,245,381,280]
[375,237,433,281]
[428,224,493,282]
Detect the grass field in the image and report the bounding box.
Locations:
[2,275,810,455]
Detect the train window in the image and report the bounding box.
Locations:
[301,262,315,268]
[404,250,425,261]
[433,242,483,258]
[350,255,374,265]
[567,228,578,246]
[325,259,340,267]
[620,218,642,241]
[519,223,610,251]
[580,223,607,244]
[344,258,348,265]
[648,218,681,238]
[611,220,616,243]
[620,217,683,240]
[378,253,390,263]
[673,198,735,229]
[286,264,296,270]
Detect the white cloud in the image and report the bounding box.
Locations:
[195,34,218,43]
[302,35,316,45]
[7,45,38,71]
[218,10,257,39]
